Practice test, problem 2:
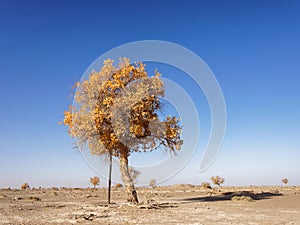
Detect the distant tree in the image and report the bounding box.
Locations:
[20,183,30,190]
[282,178,289,185]
[114,183,123,189]
[61,58,183,204]
[149,179,157,188]
[90,176,100,189]
[201,182,212,189]
[211,176,224,187]
[128,167,141,184]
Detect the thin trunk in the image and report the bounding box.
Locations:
[108,152,112,204]
[119,151,138,204]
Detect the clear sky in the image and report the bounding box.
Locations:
[0,0,299,188]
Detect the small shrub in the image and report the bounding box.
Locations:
[114,183,123,189]
[145,192,156,204]
[231,195,254,202]
[211,176,224,187]
[201,182,212,189]
[270,189,280,194]
[149,179,157,188]
[282,178,289,185]
[90,176,100,189]
[28,196,41,201]
[20,183,30,190]
[294,189,300,195]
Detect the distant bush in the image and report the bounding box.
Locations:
[282,178,289,185]
[28,196,41,201]
[20,183,30,190]
[201,182,212,189]
[231,195,254,202]
[60,187,68,191]
[114,183,123,189]
[90,176,100,189]
[211,176,224,187]
[149,179,157,188]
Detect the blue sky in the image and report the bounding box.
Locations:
[0,0,299,188]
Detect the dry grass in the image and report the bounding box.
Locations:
[231,195,254,202]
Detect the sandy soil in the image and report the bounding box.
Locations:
[1,185,300,225]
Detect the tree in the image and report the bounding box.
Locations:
[282,178,289,185]
[90,176,100,188]
[20,183,30,190]
[211,175,224,187]
[149,179,157,188]
[62,58,183,204]
[114,183,123,189]
[128,167,141,184]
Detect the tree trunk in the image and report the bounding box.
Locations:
[119,151,138,204]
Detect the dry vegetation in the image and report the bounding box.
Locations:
[282,178,289,185]
[90,176,100,189]
[149,179,157,188]
[114,183,123,189]
[20,183,30,190]
[201,182,212,189]
[211,175,225,187]
[1,185,299,224]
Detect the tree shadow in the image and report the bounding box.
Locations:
[180,191,283,203]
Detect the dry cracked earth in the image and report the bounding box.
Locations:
[1,185,300,225]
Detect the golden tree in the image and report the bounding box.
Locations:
[90,176,100,188]
[211,175,224,187]
[62,58,183,204]
[20,183,30,190]
[114,183,123,189]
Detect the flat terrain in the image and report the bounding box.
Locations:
[1,185,300,225]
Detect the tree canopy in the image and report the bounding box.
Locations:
[62,58,183,158]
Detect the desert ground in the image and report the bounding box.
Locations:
[1,185,300,225]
